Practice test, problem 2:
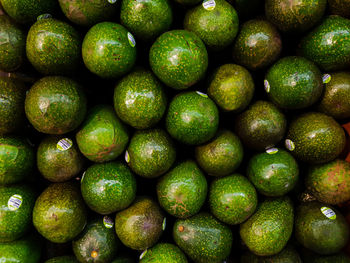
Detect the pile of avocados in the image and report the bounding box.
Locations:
[1,0,350,262]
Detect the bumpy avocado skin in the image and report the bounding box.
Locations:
[207,64,254,113]
[240,196,294,256]
[114,69,167,129]
[286,112,346,164]
[149,30,208,90]
[32,182,87,243]
[173,212,233,263]
[45,256,79,263]
[76,105,129,163]
[140,243,188,263]
[328,0,350,18]
[241,245,302,263]
[295,201,349,255]
[157,160,207,218]
[80,162,136,215]
[127,129,176,178]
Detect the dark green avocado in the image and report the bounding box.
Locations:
[139,243,188,263]
[329,0,350,18]
[45,256,79,263]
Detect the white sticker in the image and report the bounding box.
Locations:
[162,217,166,231]
[321,207,336,220]
[57,138,73,151]
[8,194,23,211]
[322,74,331,84]
[108,0,117,3]
[127,32,136,48]
[140,250,148,260]
[285,139,295,151]
[103,216,114,228]
[125,151,130,163]
[196,91,208,98]
[264,80,270,93]
[202,0,216,10]
[266,148,279,154]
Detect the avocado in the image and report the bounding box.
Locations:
[80,161,136,215]
[303,252,350,263]
[295,201,349,255]
[265,56,323,109]
[173,212,233,263]
[247,148,299,197]
[37,136,85,182]
[126,129,176,178]
[76,105,129,163]
[115,196,164,250]
[285,112,346,164]
[32,182,87,243]
[235,100,287,151]
[139,243,188,263]
[25,76,87,135]
[207,64,254,112]
[82,22,137,79]
[166,91,219,145]
[156,160,207,218]
[111,256,135,263]
[195,130,243,177]
[45,256,79,263]
[120,0,173,41]
[0,184,36,242]
[240,196,294,256]
[184,0,239,50]
[113,69,167,129]
[209,174,257,225]
[149,30,208,90]
[328,0,350,18]
[0,136,34,185]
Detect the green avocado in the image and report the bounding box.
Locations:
[113,69,167,129]
[140,243,188,263]
[32,182,87,243]
[233,19,282,71]
[80,162,136,215]
[184,0,239,50]
[265,0,326,33]
[295,201,349,255]
[76,105,129,163]
[45,256,79,263]
[149,30,208,90]
[0,136,34,185]
[195,130,243,177]
[207,64,254,112]
[115,196,165,251]
[303,252,350,263]
[120,0,172,41]
[265,56,323,109]
[241,245,302,263]
[209,174,257,225]
[82,22,137,79]
[173,212,233,263]
[111,256,135,263]
[156,160,207,218]
[300,16,350,71]
[285,112,346,164]
[240,196,294,256]
[166,91,219,145]
[126,129,176,178]
[0,184,36,242]
[25,76,87,135]
[247,148,299,197]
[328,0,350,18]
[235,100,287,151]
[37,136,85,182]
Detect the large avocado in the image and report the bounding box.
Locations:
[139,243,188,263]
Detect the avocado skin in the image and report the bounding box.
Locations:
[45,256,79,263]
[328,0,350,18]
[241,245,302,263]
[140,243,188,263]
[173,212,233,263]
[303,252,350,263]
[295,201,349,255]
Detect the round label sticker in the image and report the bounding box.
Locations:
[125,151,130,163]
[37,13,52,20]
[321,207,336,220]
[8,194,23,211]
[57,138,73,151]
[140,250,148,260]
[196,91,208,98]
[285,139,295,151]
[266,148,279,154]
[162,217,166,231]
[202,0,216,10]
[108,0,117,3]
[264,80,270,93]
[322,74,331,84]
[103,216,114,228]
[127,32,136,47]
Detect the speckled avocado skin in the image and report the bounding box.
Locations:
[140,243,188,263]
[265,0,326,33]
[115,196,164,251]
[25,76,87,135]
[82,22,137,79]
[240,196,294,256]
[207,64,254,112]
[80,162,136,215]
[149,30,208,90]
[157,160,207,218]
[32,182,87,243]
[241,245,302,263]
[120,0,173,41]
[286,112,346,164]
[114,69,167,129]
[300,16,350,71]
[295,201,349,255]
[45,256,79,263]
[26,18,81,75]
[329,0,350,18]
[173,212,233,263]
[127,129,176,178]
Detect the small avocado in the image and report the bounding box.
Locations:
[45,256,79,263]
[149,30,208,90]
[80,162,136,215]
[295,201,349,255]
[139,243,188,263]
[303,252,350,263]
[173,212,233,263]
[115,196,164,251]
[126,129,176,178]
[32,182,87,243]
[328,0,350,18]
[25,76,87,135]
[76,105,129,163]
[240,196,294,256]
[157,160,207,218]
